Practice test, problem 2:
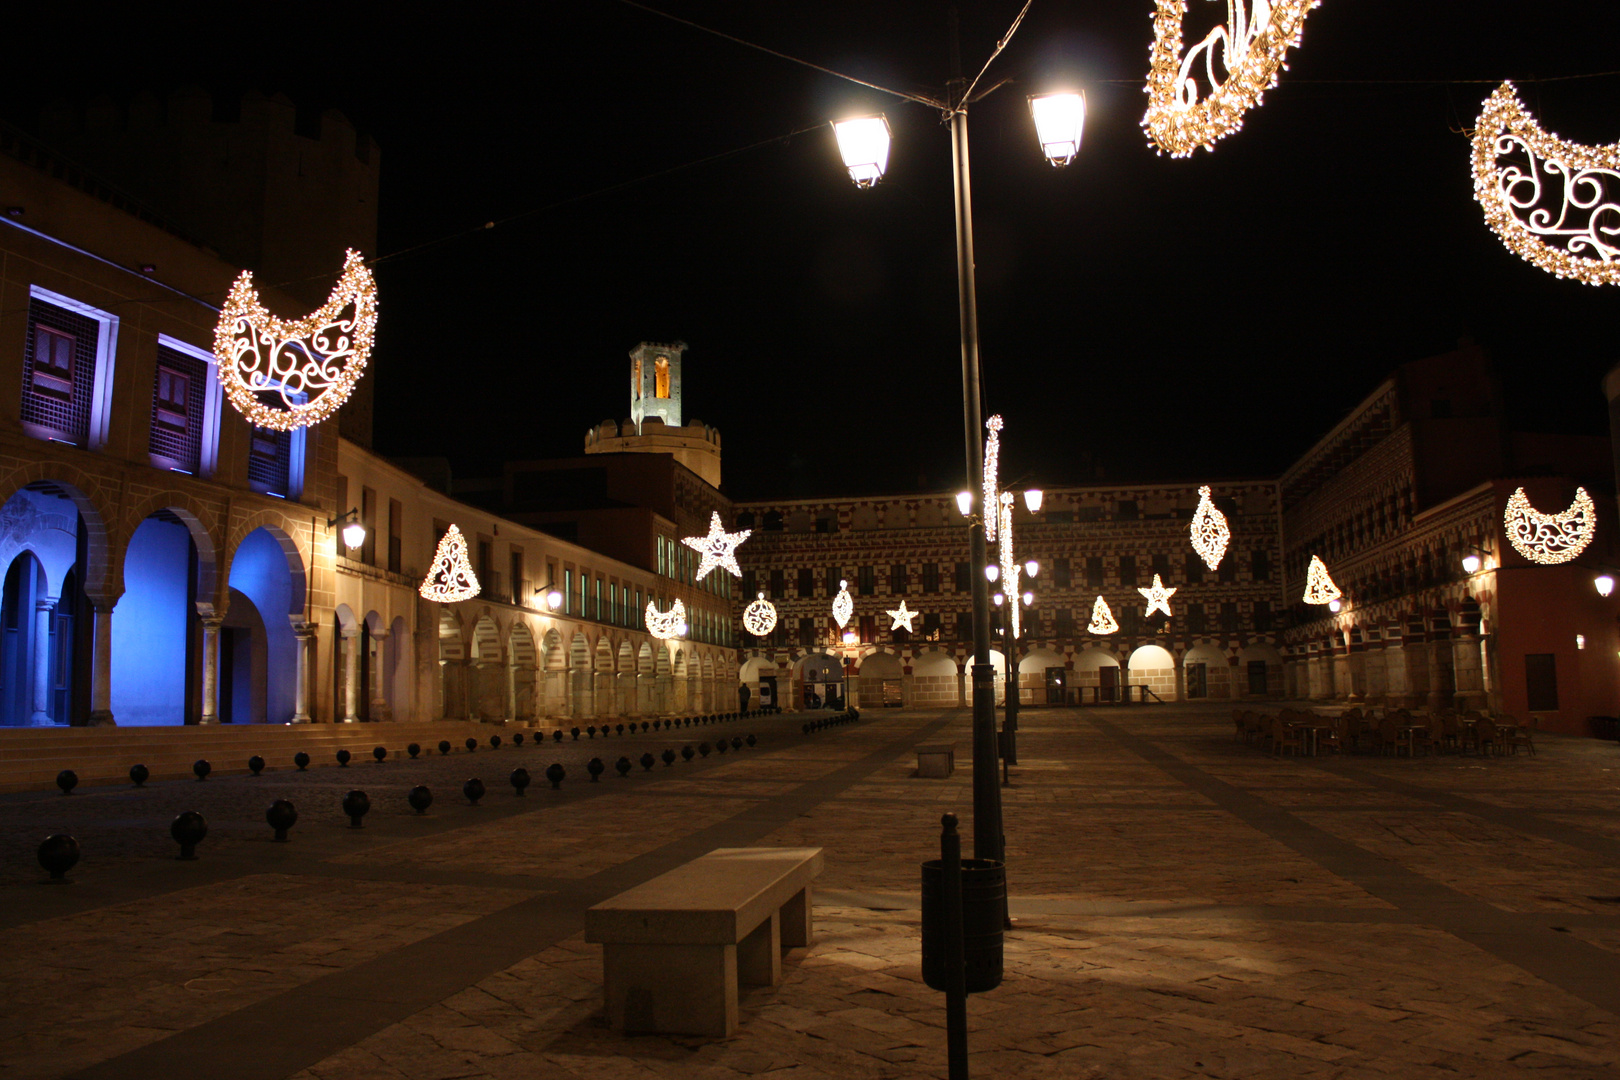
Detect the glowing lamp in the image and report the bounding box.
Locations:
[956,491,973,516]
[1029,92,1085,166]
[1598,574,1616,598]
[1024,559,1039,578]
[993,593,1005,606]
[1022,591,1034,606]
[1023,489,1043,513]
[1328,599,1342,613]
[545,589,563,611]
[832,115,891,188]
[1577,634,1587,650]
[341,521,367,550]
[841,630,857,645]
[1462,553,1482,575]
[985,565,999,583]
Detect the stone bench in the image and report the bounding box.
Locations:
[916,742,957,778]
[584,846,824,1036]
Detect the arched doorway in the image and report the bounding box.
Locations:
[797,652,843,710]
[1126,644,1176,702]
[1182,644,1230,700]
[1074,646,1121,703]
[0,486,86,727]
[223,526,302,723]
[437,610,465,719]
[112,512,208,725]
[911,650,960,707]
[388,615,413,721]
[856,651,903,708]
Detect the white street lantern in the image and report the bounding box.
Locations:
[1024,559,1039,578]
[985,565,999,583]
[1023,489,1043,513]
[956,491,973,516]
[993,593,1005,606]
[1597,574,1615,597]
[341,520,367,550]
[545,589,563,611]
[1021,590,1034,606]
[1029,92,1085,167]
[1461,553,1482,574]
[833,115,892,188]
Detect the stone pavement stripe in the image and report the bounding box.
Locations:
[63,712,961,1080]
[1087,715,1620,1020]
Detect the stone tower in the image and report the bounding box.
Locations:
[585,341,721,487]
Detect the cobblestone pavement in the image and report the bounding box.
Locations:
[3,704,1620,1079]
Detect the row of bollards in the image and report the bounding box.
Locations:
[802,708,861,734]
[39,733,765,879]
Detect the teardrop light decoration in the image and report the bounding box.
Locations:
[1189,485,1230,570]
[213,249,379,430]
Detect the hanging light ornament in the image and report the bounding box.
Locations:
[832,580,854,629]
[1472,82,1620,286]
[213,249,378,430]
[983,415,1003,542]
[646,598,688,640]
[1301,555,1342,605]
[742,593,778,637]
[1143,0,1323,157]
[1504,486,1596,564]
[998,492,1022,639]
[1087,595,1119,635]
[681,511,751,581]
[1138,574,1177,619]
[418,525,479,603]
[1189,485,1231,570]
[887,599,920,633]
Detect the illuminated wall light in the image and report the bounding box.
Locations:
[646,598,688,640]
[886,599,920,632]
[1087,596,1119,635]
[214,249,378,430]
[1138,574,1177,618]
[545,589,563,611]
[1504,486,1596,564]
[1189,485,1230,570]
[1143,0,1323,157]
[1472,82,1620,286]
[832,115,891,188]
[1328,598,1342,613]
[742,593,778,637]
[1302,554,1342,605]
[418,525,479,603]
[1576,633,1587,650]
[842,630,858,645]
[681,511,751,580]
[1596,574,1615,597]
[1462,553,1482,574]
[983,415,1003,542]
[832,580,854,629]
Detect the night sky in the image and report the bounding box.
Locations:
[4,2,1617,500]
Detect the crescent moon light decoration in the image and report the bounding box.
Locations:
[1504,486,1596,565]
[1143,0,1323,158]
[419,525,479,603]
[742,593,778,638]
[646,598,688,640]
[1472,82,1620,286]
[213,248,379,430]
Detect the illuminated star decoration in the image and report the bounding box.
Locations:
[214,248,378,430]
[1301,555,1342,605]
[742,593,778,637]
[983,414,1003,543]
[419,525,479,603]
[1189,486,1231,570]
[1143,0,1323,157]
[682,511,751,581]
[1473,82,1620,287]
[646,598,688,640]
[832,580,854,629]
[1138,574,1177,619]
[1087,595,1119,635]
[1504,486,1596,565]
[886,599,920,633]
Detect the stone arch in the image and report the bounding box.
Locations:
[542,628,565,669]
[857,650,903,708]
[223,525,305,723]
[471,614,502,662]
[387,614,413,721]
[1182,642,1231,700]
[618,640,635,673]
[795,650,843,709]
[437,609,466,719]
[638,642,655,675]
[909,649,959,707]
[117,498,220,612]
[0,467,113,598]
[222,513,307,618]
[1126,644,1176,701]
[1237,642,1284,698]
[510,621,538,722]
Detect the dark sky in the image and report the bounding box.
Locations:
[5,2,1618,499]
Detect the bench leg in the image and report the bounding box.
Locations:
[780,884,813,949]
[738,910,781,987]
[603,942,737,1037]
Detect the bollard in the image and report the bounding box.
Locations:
[373,746,388,763]
[336,749,351,767]
[464,778,486,805]
[746,734,757,748]
[587,757,605,782]
[640,752,655,771]
[699,742,711,757]
[640,722,649,732]
[513,732,525,747]
[408,743,421,758]
[465,738,478,753]
[342,790,370,828]
[662,749,676,767]
[38,834,79,881]
[490,735,502,750]
[438,740,452,755]
[408,785,433,814]
[571,727,581,741]
[294,752,311,771]
[266,799,298,841]
[56,770,77,795]
[129,763,149,787]
[616,724,625,736]
[587,725,597,739]
[716,740,728,756]
[546,762,566,789]
[732,737,742,751]
[681,745,695,762]
[511,767,531,795]
[553,730,563,742]
[171,811,207,860]
[249,755,266,776]
[615,756,632,778]
[193,759,211,781]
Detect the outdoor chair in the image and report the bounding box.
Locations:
[1497,713,1536,756]
[1270,715,1304,757]
[1475,717,1506,757]
[1438,712,1462,752]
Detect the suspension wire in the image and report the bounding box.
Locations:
[957,0,1035,112]
[612,0,944,109]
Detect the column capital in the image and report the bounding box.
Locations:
[201,615,225,631]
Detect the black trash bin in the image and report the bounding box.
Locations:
[920,857,1005,993]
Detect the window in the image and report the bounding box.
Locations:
[1119,604,1140,635]
[1253,600,1271,631]
[741,570,757,597]
[736,511,755,529]
[1055,608,1076,637]
[890,563,908,593]
[1151,553,1170,579]
[956,612,974,642]
[1118,556,1137,586]
[361,487,377,566]
[1086,557,1103,588]
[32,326,75,395]
[1251,550,1271,581]
[634,588,643,628]
[858,567,875,596]
[815,516,834,534]
[654,355,670,398]
[798,617,817,647]
[154,366,189,428]
[148,344,209,473]
[798,568,815,597]
[1184,553,1204,584]
[594,577,602,621]
[564,569,573,614]
[1248,660,1268,695]
[22,288,119,449]
[922,563,939,593]
[859,614,876,644]
[825,566,841,594]
[1054,558,1072,589]
[954,562,971,593]
[388,499,403,573]
[764,510,784,531]
[1044,510,1075,524]
[511,550,525,606]
[477,540,493,598]
[1220,601,1238,632]
[921,612,942,641]
[248,426,292,496]
[1116,500,1139,521]
[1218,553,1237,583]
[770,569,785,598]
[1525,654,1559,711]
[1185,603,1206,634]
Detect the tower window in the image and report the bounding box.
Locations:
[655,356,670,398]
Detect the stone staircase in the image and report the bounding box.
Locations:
[0,721,534,793]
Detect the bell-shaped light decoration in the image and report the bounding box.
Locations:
[1029,92,1085,167]
[1596,574,1615,598]
[341,520,367,550]
[833,115,891,188]
[1461,553,1482,575]
[956,491,973,516]
[1023,489,1044,513]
